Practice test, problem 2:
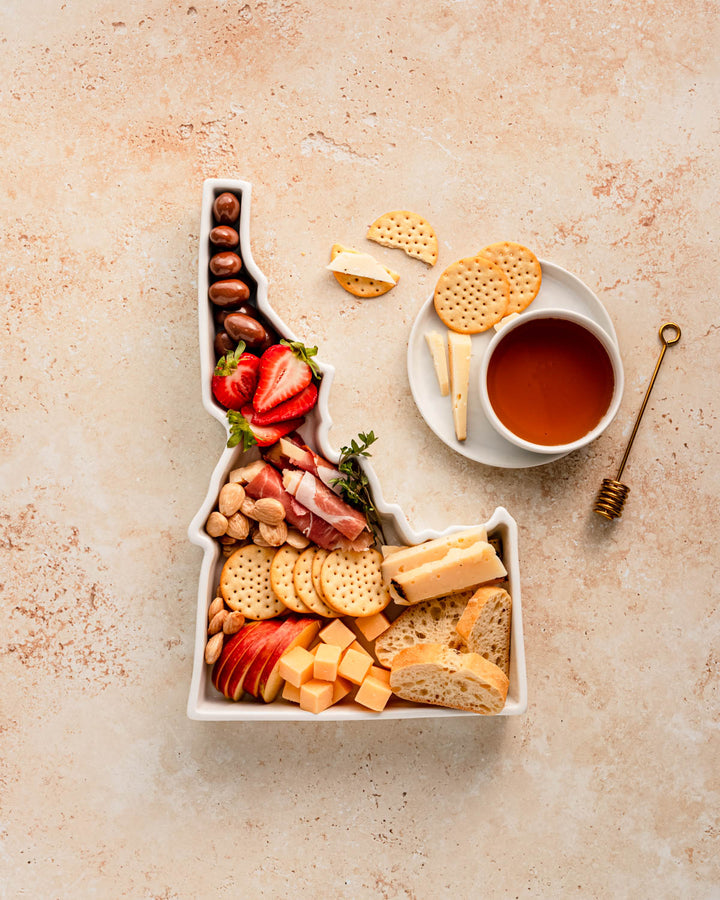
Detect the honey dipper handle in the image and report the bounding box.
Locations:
[615,322,681,481]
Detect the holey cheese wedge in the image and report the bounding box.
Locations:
[448,331,471,441]
[425,331,449,396]
[390,541,506,606]
[381,526,488,584]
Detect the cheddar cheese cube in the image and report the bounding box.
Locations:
[313,643,342,682]
[332,676,352,704]
[278,645,315,688]
[300,679,334,714]
[338,647,373,685]
[318,619,355,651]
[355,675,393,712]
[281,681,301,703]
[347,640,373,660]
[369,665,391,685]
[354,612,390,642]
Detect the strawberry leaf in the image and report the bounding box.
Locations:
[226,409,257,451]
[280,339,321,378]
[214,341,247,376]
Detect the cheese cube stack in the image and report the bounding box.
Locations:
[279,639,393,714]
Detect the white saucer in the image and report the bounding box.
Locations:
[407,260,619,468]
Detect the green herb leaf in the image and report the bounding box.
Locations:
[331,431,384,545]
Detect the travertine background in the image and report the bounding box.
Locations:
[1,2,718,897]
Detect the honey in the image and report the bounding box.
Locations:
[487,318,615,446]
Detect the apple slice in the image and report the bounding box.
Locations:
[212,622,261,691]
[221,621,285,701]
[213,621,273,698]
[241,616,317,699]
[258,617,322,702]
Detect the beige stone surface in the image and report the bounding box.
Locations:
[1,1,718,897]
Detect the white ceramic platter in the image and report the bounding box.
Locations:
[407,261,619,468]
[187,178,527,721]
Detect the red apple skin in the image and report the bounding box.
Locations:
[242,616,318,698]
[258,618,322,702]
[224,621,290,701]
[212,622,261,691]
[213,621,273,697]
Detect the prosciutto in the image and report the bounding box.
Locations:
[262,434,342,494]
[282,469,368,542]
[245,463,372,551]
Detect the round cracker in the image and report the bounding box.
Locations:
[319,548,390,617]
[433,256,510,334]
[367,210,438,266]
[293,548,339,618]
[219,544,286,620]
[270,545,311,614]
[330,243,399,298]
[311,548,330,600]
[477,242,542,314]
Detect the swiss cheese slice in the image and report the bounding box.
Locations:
[424,331,449,396]
[448,331,472,441]
[381,526,489,583]
[326,251,397,285]
[390,542,506,606]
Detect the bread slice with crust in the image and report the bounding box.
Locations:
[373,590,476,667]
[455,586,512,676]
[389,643,508,715]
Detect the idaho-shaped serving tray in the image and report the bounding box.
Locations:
[187,178,528,721]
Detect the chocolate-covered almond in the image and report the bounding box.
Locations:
[224,312,270,347]
[213,301,257,328]
[214,331,236,357]
[209,225,239,250]
[209,279,250,307]
[209,251,242,277]
[213,192,240,225]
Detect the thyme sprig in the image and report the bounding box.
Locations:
[332,431,385,545]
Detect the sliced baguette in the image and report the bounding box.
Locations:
[455,586,512,676]
[389,643,508,715]
[374,590,476,667]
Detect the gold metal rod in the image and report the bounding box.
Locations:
[615,322,681,481]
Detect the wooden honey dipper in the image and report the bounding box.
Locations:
[594,322,681,520]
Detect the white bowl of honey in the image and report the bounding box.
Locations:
[479,308,624,455]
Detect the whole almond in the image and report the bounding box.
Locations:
[204,632,224,665]
[221,544,237,557]
[219,482,246,517]
[241,497,259,520]
[251,526,273,548]
[206,511,228,537]
[223,611,245,634]
[208,596,225,621]
[219,535,237,546]
[285,528,311,550]
[226,512,250,540]
[253,497,285,525]
[208,609,229,635]
[258,520,288,547]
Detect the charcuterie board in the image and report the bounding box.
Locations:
[187,179,527,720]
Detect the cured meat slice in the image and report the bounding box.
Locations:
[262,434,342,493]
[282,469,368,542]
[245,463,372,551]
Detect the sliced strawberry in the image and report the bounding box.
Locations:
[253,341,320,414]
[211,343,260,411]
[227,406,305,450]
[250,382,318,426]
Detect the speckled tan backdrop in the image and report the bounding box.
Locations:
[1,1,718,897]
